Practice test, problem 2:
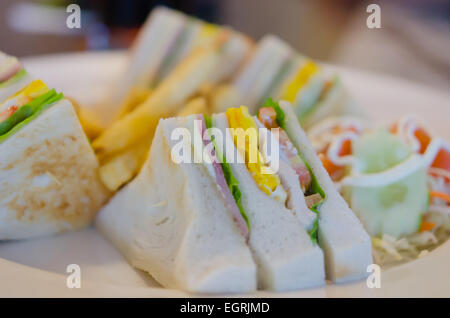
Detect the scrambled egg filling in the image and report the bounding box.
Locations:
[226,106,283,198]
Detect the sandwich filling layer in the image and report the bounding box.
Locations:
[226,106,286,201]
[0,79,64,142]
[280,60,319,103]
[189,114,250,241]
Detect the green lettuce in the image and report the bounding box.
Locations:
[0,89,64,143]
[204,114,250,229]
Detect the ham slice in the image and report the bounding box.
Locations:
[0,60,22,83]
[197,115,250,242]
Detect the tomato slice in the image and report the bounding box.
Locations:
[414,127,431,154]
[390,119,431,154]
[319,153,346,181]
[258,107,277,129]
[0,105,18,122]
[390,123,398,134]
[432,148,450,171]
[419,221,435,233]
[338,139,352,156]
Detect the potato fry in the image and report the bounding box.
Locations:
[77,107,107,140]
[99,140,150,191]
[209,83,240,114]
[93,35,227,158]
[65,96,81,114]
[115,86,152,120]
[176,97,208,117]
[65,96,107,140]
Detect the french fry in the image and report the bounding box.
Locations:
[115,86,153,120]
[93,34,228,158]
[100,96,208,191]
[99,140,150,191]
[176,97,208,117]
[77,107,107,140]
[209,84,240,114]
[66,96,81,114]
[66,96,107,140]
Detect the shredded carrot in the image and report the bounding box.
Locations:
[419,221,436,233]
[430,191,450,203]
[319,153,345,181]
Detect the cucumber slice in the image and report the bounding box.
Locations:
[343,130,428,237]
[353,129,411,174]
[343,168,428,237]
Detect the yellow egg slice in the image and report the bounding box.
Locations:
[226,106,281,196]
[281,61,319,103]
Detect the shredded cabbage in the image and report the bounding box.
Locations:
[372,209,450,267]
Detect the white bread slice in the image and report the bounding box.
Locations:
[0,100,109,239]
[234,35,293,111]
[96,117,256,293]
[213,113,325,291]
[279,101,373,283]
[208,32,253,85]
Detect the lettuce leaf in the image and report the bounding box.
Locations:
[0,105,34,135]
[204,114,250,229]
[309,208,319,244]
[0,89,64,143]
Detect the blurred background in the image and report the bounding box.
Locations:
[0,0,449,91]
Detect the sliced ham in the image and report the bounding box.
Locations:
[197,114,250,242]
[0,59,22,83]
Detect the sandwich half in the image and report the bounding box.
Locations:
[275,100,373,282]
[212,107,325,290]
[0,54,109,240]
[105,6,253,124]
[232,35,360,129]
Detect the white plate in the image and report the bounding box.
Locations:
[1,52,449,297]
